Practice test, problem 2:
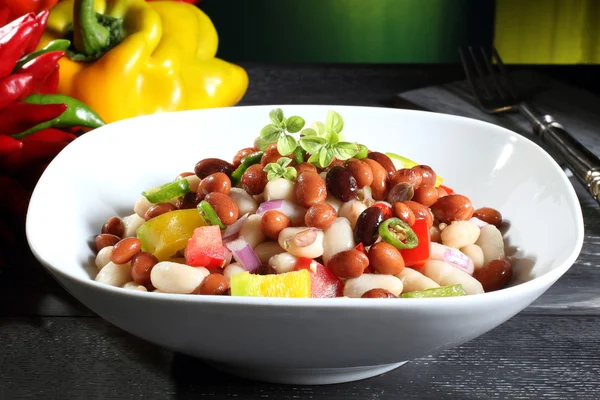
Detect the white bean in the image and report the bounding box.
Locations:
[278,227,324,258]
[461,244,485,270]
[95,246,113,270]
[239,214,265,248]
[254,241,285,265]
[420,260,484,295]
[122,282,148,292]
[223,262,246,282]
[150,262,209,294]
[264,178,295,202]
[338,200,367,230]
[325,195,342,213]
[396,267,439,293]
[122,213,145,238]
[182,175,201,192]
[441,220,480,249]
[475,225,505,264]
[282,203,307,226]
[229,187,259,215]
[134,196,152,219]
[268,252,298,274]
[322,217,355,264]
[319,171,328,180]
[343,274,404,298]
[430,242,474,275]
[95,261,132,287]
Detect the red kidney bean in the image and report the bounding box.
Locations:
[204,192,239,225]
[368,242,405,275]
[305,203,337,230]
[430,194,474,224]
[474,259,512,292]
[411,165,436,187]
[261,210,291,240]
[326,166,358,202]
[176,191,201,209]
[144,203,177,220]
[95,234,120,252]
[367,152,396,178]
[295,171,327,208]
[131,252,158,285]
[354,207,384,246]
[474,207,503,227]
[102,217,124,238]
[111,237,142,264]
[195,158,234,178]
[242,164,268,195]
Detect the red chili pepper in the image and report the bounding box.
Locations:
[0,73,35,109]
[14,50,64,96]
[0,102,67,135]
[3,136,68,170]
[25,10,49,53]
[440,185,455,195]
[2,1,58,23]
[22,128,76,142]
[35,64,59,94]
[371,202,393,220]
[0,17,36,77]
[0,8,10,28]
[0,13,33,39]
[0,135,24,156]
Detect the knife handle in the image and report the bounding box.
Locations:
[520,102,600,205]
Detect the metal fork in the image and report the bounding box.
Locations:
[460,46,600,205]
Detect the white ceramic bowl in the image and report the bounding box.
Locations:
[26,105,583,385]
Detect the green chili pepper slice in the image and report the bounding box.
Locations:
[378,217,418,249]
[230,151,264,185]
[401,284,467,298]
[197,200,226,229]
[142,179,190,204]
[355,144,369,159]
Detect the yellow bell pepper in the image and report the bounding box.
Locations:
[38,0,248,123]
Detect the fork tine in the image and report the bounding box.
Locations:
[459,47,487,104]
[467,46,493,98]
[480,47,508,99]
[492,47,519,100]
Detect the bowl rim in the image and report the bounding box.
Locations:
[26,104,585,309]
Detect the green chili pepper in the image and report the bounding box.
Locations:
[401,284,467,298]
[378,217,418,249]
[355,144,369,159]
[142,179,190,204]
[293,146,305,164]
[197,200,226,229]
[13,94,105,139]
[14,40,71,71]
[230,151,264,186]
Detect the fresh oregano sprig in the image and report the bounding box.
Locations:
[256,109,306,155]
[263,157,297,181]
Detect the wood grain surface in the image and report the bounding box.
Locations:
[1,64,599,399]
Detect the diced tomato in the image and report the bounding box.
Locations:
[184,225,226,268]
[400,218,430,267]
[439,185,454,195]
[294,257,343,298]
[371,203,393,220]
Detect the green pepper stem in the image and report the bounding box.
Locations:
[73,0,111,56]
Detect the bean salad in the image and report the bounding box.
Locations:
[93,109,514,298]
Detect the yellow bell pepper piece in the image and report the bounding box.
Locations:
[231,270,312,298]
[136,209,205,261]
[39,0,248,124]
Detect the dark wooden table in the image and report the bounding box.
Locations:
[1,64,599,399]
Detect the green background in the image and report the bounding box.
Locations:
[199,0,494,63]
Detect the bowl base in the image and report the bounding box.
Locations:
[205,361,408,385]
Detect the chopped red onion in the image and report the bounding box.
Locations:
[430,242,474,275]
[223,213,249,242]
[256,199,306,225]
[225,236,261,272]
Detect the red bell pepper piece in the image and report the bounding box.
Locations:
[35,64,59,94]
[14,50,64,97]
[371,202,392,220]
[0,73,35,109]
[184,225,226,268]
[0,102,67,135]
[440,185,454,195]
[0,18,36,77]
[294,257,343,298]
[25,10,49,53]
[400,218,430,268]
[354,242,374,273]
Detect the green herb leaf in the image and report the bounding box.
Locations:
[318,146,334,168]
[276,157,293,168]
[260,124,282,143]
[325,110,344,134]
[263,162,284,181]
[285,116,305,133]
[283,167,297,181]
[299,136,327,154]
[277,134,297,156]
[312,121,326,137]
[254,136,272,151]
[269,108,285,126]
[332,142,359,160]
[293,146,305,163]
[307,153,320,165]
[300,128,318,137]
